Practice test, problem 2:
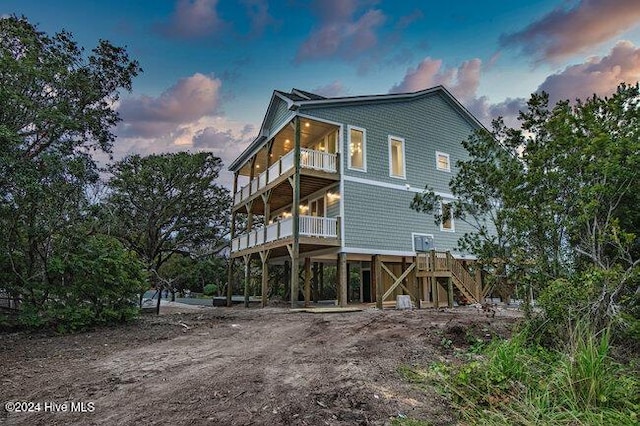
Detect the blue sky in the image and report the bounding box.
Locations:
[3,0,640,187]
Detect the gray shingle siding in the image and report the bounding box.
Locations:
[326,192,340,218]
[301,92,476,195]
[299,91,479,255]
[268,98,291,135]
[343,180,465,253]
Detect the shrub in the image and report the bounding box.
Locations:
[18,235,147,332]
[405,322,639,425]
[203,283,218,296]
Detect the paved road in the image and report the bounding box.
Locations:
[142,290,215,306]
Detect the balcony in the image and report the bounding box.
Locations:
[231,215,339,255]
[233,148,338,207]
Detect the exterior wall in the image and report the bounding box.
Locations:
[343,180,467,253]
[301,92,479,255]
[267,97,292,135]
[326,188,340,218]
[301,92,476,195]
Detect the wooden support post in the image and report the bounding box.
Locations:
[319,262,324,299]
[374,255,383,309]
[304,257,311,307]
[358,262,363,303]
[284,260,290,301]
[260,250,270,308]
[243,255,251,308]
[431,250,438,308]
[401,257,407,296]
[290,116,301,308]
[312,262,319,303]
[226,172,239,307]
[338,252,348,307]
[475,265,482,302]
[447,278,454,308]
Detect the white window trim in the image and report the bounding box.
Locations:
[347,125,367,172]
[439,200,455,232]
[412,233,434,252]
[309,194,327,217]
[435,151,450,172]
[388,135,406,179]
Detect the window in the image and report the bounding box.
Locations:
[315,130,337,153]
[309,196,325,217]
[436,151,450,172]
[440,201,455,232]
[412,233,434,252]
[348,126,366,171]
[388,136,406,179]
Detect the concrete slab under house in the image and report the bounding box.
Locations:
[227,86,492,309]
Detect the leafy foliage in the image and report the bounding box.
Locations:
[402,325,639,425]
[106,152,231,297]
[413,84,640,338]
[0,16,142,330]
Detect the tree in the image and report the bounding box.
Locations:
[414,84,639,342]
[106,152,231,313]
[519,85,639,331]
[411,120,528,303]
[0,16,141,329]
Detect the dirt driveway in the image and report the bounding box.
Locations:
[1,305,521,425]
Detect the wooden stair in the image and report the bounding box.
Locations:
[447,252,479,304]
[416,251,481,304]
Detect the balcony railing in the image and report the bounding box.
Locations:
[233,148,337,206]
[231,215,338,253]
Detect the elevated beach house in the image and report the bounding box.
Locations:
[228,86,488,308]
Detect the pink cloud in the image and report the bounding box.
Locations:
[118,73,222,138]
[156,0,227,39]
[390,57,481,103]
[390,57,525,128]
[312,80,349,97]
[501,0,640,62]
[539,40,640,105]
[295,1,386,62]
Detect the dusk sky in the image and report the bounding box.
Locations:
[3,0,640,187]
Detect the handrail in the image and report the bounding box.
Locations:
[230,215,338,253]
[447,252,479,302]
[233,149,337,206]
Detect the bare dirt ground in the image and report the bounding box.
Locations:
[1,305,522,425]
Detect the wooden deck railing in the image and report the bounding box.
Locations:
[231,215,338,253]
[233,148,337,206]
[416,250,481,303]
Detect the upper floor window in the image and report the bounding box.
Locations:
[388,136,406,179]
[440,201,455,232]
[348,126,366,171]
[436,151,450,172]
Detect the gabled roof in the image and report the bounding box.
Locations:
[229,85,484,172]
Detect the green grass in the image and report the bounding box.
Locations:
[398,321,639,425]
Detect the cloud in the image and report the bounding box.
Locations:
[118,73,222,138]
[396,9,423,30]
[112,74,256,188]
[538,40,640,105]
[295,0,386,62]
[390,57,526,128]
[390,57,481,103]
[312,80,349,97]
[156,0,228,39]
[241,0,277,37]
[501,0,640,62]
